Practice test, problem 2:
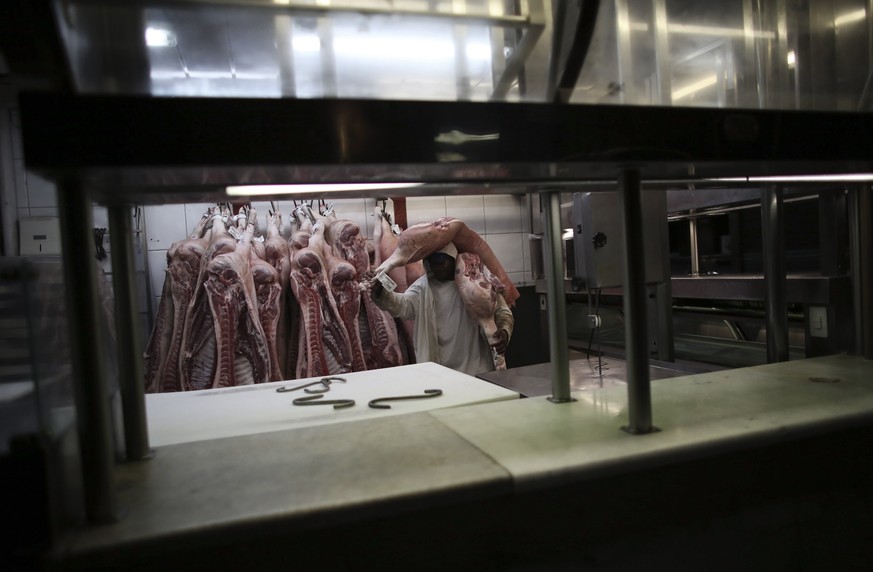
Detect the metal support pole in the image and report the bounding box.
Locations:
[542,191,573,403]
[761,185,789,362]
[57,182,118,523]
[619,169,654,434]
[689,213,700,277]
[653,281,675,361]
[857,186,873,359]
[108,204,152,461]
[849,187,863,354]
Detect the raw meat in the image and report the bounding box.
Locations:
[202,212,271,387]
[179,208,236,390]
[374,217,519,306]
[289,210,353,377]
[455,252,507,370]
[264,211,293,378]
[143,208,213,392]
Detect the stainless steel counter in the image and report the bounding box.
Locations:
[477,355,702,397]
[55,354,873,570]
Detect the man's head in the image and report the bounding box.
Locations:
[426,242,457,282]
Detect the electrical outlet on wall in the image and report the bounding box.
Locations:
[19,217,61,256]
[808,306,828,338]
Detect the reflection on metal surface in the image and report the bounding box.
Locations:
[477,355,692,398]
[54,0,544,101]
[834,9,866,27]
[672,74,718,101]
[434,130,500,145]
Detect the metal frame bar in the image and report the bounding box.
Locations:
[761,185,789,362]
[108,204,152,461]
[58,182,118,523]
[542,190,573,403]
[858,185,873,359]
[491,11,546,100]
[618,168,654,434]
[64,0,534,28]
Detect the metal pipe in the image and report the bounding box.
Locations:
[761,185,789,362]
[849,187,864,355]
[542,191,573,403]
[108,204,152,461]
[545,0,569,103]
[57,182,118,523]
[491,18,545,100]
[654,281,675,361]
[688,214,700,277]
[618,169,654,433]
[858,186,873,359]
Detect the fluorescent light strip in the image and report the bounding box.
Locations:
[145,27,176,47]
[226,183,425,196]
[715,174,873,183]
[150,71,279,80]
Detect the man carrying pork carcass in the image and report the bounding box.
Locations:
[370,242,514,375]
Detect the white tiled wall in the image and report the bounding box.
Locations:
[144,194,533,316]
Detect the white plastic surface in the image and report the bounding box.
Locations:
[147,362,519,446]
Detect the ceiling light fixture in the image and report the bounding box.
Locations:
[715,174,873,183]
[145,27,176,47]
[226,182,426,196]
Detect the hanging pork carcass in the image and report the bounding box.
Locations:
[371,207,419,364]
[263,210,293,379]
[455,252,509,371]
[247,211,284,382]
[325,212,406,371]
[201,209,272,388]
[179,207,238,391]
[143,208,214,393]
[320,219,368,373]
[288,206,354,378]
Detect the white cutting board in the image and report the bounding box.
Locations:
[146,362,519,446]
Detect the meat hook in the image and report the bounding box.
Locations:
[293,394,356,410]
[276,376,347,394]
[368,389,443,409]
[276,379,331,393]
[304,376,347,393]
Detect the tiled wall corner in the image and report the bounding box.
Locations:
[406,196,447,226]
[446,195,485,233]
[483,194,522,234]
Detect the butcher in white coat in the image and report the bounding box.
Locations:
[371,242,514,376]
